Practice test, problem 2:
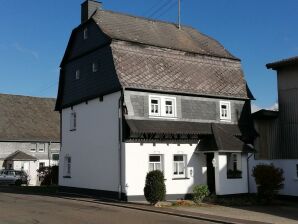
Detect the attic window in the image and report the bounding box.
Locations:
[220,101,231,121]
[149,97,160,116]
[75,70,80,80]
[92,62,99,72]
[83,28,88,40]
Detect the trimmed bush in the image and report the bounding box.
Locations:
[144,170,166,205]
[252,164,284,203]
[192,185,209,204]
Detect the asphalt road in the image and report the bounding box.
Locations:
[0,193,215,224]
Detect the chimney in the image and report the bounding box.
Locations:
[81,0,102,24]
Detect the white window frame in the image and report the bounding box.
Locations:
[173,154,187,178]
[75,69,80,80]
[92,62,98,72]
[148,154,163,172]
[30,148,36,152]
[70,110,77,131]
[149,95,176,118]
[83,28,88,40]
[64,156,71,177]
[220,101,231,121]
[149,96,161,116]
[38,147,45,153]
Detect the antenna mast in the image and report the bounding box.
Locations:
[178,0,181,29]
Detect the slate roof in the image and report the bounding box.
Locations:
[92,10,238,60]
[0,94,60,142]
[4,150,37,161]
[266,56,298,70]
[252,109,278,120]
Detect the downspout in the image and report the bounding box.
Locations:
[118,90,124,200]
[247,152,253,194]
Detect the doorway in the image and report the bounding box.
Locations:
[206,153,215,194]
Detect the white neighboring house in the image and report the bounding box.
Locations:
[249,56,298,197]
[0,94,60,186]
[56,1,255,201]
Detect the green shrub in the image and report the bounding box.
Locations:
[144,170,166,205]
[192,184,209,204]
[252,164,284,203]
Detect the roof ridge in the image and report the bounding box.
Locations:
[0,93,56,100]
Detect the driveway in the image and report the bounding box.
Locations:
[0,193,213,224]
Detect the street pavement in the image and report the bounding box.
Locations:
[0,193,215,224]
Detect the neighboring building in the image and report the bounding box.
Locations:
[249,56,298,197]
[0,94,60,185]
[56,1,255,201]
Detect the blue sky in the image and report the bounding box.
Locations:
[0,0,297,109]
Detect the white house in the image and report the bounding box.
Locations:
[249,56,298,197]
[0,94,60,186]
[56,1,255,201]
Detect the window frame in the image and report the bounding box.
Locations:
[149,95,176,118]
[30,148,36,152]
[38,147,45,153]
[227,153,242,179]
[83,28,88,40]
[219,101,231,121]
[63,156,71,178]
[173,154,187,178]
[163,97,176,117]
[149,96,161,117]
[70,110,77,131]
[148,154,163,172]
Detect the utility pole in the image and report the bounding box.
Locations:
[178,0,181,29]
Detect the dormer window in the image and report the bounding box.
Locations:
[75,70,80,80]
[83,28,88,40]
[92,62,98,72]
[149,97,160,116]
[220,101,231,120]
[149,95,176,118]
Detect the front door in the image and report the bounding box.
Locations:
[206,153,215,194]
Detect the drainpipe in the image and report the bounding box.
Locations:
[118,91,123,200]
[247,152,253,194]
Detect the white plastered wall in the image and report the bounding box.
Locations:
[59,92,121,192]
[123,143,206,197]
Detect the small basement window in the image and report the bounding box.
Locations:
[173,155,186,178]
[220,101,231,120]
[83,28,88,40]
[227,153,242,179]
[75,70,80,80]
[149,155,163,172]
[70,110,77,131]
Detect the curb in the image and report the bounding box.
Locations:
[58,192,267,224]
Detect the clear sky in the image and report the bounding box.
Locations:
[0,0,297,109]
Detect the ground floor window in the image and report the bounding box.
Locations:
[149,155,163,172]
[39,162,45,169]
[63,156,71,177]
[227,153,242,179]
[173,155,186,178]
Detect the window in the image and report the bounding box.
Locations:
[75,70,80,80]
[64,156,71,177]
[149,155,163,172]
[296,164,298,178]
[220,101,231,120]
[70,110,76,131]
[30,148,36,152]
[39,162,45,169]
[173,155,186,178]
[38,148,45,152]
[165,99,174,116]
[52,154,59,161]
[92,62,99,72]
[83,28,88,40]
[149,97,160,116]
[227,153,242,179]
[149,95,176,117]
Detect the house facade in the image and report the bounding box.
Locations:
[56,1,255,200]
[249,56,298,197]
[0,94,60,186]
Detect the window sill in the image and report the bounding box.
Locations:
[69,129,76,132]
[227,177,242,179]
[172,177,190,180]
[63,176,71,178]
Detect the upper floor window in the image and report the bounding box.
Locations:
[63,156,71,177]
[75,70,80,80]
[220,101,231,121]
[70,110,76,131]
[149,95,176,118]
[83,28,88,40]
[92,62,98,72]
